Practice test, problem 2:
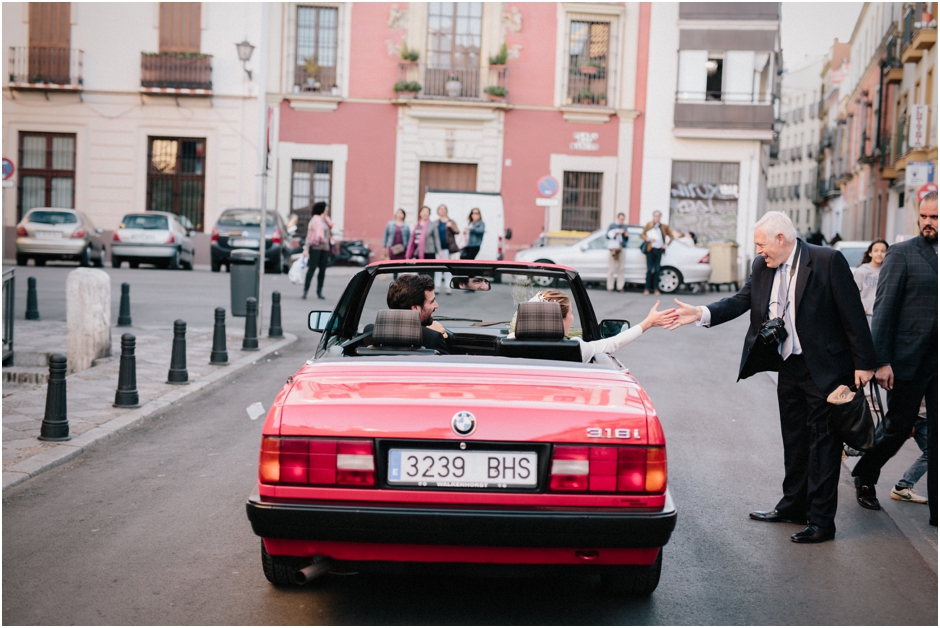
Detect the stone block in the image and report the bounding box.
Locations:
[66,269,112,375]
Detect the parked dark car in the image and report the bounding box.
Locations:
[210,209,291,273]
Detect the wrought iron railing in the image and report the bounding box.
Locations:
[903,6,916,49]
[675,91,774,104]
[885,35,902,69]
[396,63,508,101]
[294,64,338,95]
[2,268,13,366]
[141,52,212,90]
[895,114,907,160]
[8,47,83,87]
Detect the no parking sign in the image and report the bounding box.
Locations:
[2,158,14,180]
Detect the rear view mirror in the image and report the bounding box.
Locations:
[308,311,332,332]
[504,228,513,241]
[450,276,491,291]
[598,319,630,339]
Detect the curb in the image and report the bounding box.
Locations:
[2,332,298,493]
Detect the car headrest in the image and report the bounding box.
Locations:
[372,310,423,347]
[515,301,565,340]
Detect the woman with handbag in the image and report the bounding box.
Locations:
[406,205,441,264]
[461,208,486,259]
[303,201,332,300]
[383,209,410,261]
[434,204,460,295]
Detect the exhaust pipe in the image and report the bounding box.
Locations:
[293,555,332,585]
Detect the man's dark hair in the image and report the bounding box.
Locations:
[922,191,938,205]
[617,212,625,219]
[387,274,434,309]
[312,201,327,216]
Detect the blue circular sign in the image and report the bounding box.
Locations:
[2,158,14,181]
[537,175,559,197]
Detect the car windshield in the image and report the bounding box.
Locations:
[26,211,77,225]
[121,215,169,230]
[218,210,276,228]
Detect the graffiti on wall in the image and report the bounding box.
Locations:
[669,182,739,244]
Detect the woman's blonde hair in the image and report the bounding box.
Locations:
[536,289,570,318]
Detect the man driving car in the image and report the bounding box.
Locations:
[387,274,453,354]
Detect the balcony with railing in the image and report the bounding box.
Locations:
[395,63,509,103]
[294,64,338,96]
[884,35,904,84]
[140,52,212,93]
[901,3,937,63]
[674,90,775,135]
[8,47,83,90]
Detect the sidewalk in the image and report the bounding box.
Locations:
[2,318,296,491]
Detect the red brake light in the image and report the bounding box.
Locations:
[211,227,218,243]
[112,231,121,242]
[498,235,504,257]
[699,253,710,264]
[271,228,281,245]
[71,226,86,239]
[165,232,175,244]
[550,444,666,494]
[549,446,589,491]
[15,224,28,237]
[259,438,375,487]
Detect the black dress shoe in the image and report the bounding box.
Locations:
[930,518,937,527]
[854,477,881,510]
[749,509,806,524]
[791,524,835,543]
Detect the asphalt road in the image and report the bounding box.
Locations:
[3,262,937,624]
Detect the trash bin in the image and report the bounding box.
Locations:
[707,242,739,291]
[230,249,260,317]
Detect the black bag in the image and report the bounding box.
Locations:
[640,240,649,255]
[827,384,879,452]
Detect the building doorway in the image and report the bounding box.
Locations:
[418,162,477,209]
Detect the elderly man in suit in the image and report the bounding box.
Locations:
[851,191,938,526]
[668,211,875,543]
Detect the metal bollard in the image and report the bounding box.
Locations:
[113,333,140,408]
[166,319,189,384]
[39,353,70,441]
[242,297,259,351]
[268,291,284,339]
[210,307,229,365]
[117,282,132,327]
[25,276,39,320]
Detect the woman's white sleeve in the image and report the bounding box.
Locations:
[577,326,644,362]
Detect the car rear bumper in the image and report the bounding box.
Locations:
[111,244,177,258]
[211,244,282,263]
[16,238,85,255]
[681,265,711,283]
[247,488,676,553]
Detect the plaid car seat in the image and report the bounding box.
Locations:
[357,309,439,356]
[497,301,582,362]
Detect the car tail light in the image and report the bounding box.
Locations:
[112,231,122,242]
[550,445,666,494]
[497,235,504,259]
[165,232,175,244]
[270,228,281,245]
[211,227,219,243]
[71,226,86,239]
[15,224,28,237]
[699,252,710,264]
[259,437,375,487]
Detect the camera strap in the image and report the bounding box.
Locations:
[783,241,800,317]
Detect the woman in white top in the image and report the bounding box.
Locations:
[519,289,678,363]
[853,239,888,324]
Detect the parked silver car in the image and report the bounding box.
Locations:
[513,226,712,292]
[111,212,196,270]
[15,208,106,267]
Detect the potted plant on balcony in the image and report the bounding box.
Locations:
[445,72,462,98]
[393,80,422,99]
[488,42,508,68]
[578,60,602,75]
[400,40,419,64]
[596,92,607,107]
[577,87,595,105]
[484,85,507,101]
[303,56,320,90]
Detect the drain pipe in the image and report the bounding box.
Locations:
[293,555,332,585]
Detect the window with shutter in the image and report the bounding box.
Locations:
[160,3,201,53]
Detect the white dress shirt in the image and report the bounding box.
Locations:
[697,242,803,356]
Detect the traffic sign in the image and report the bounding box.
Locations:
[537,175,559,197]
[2,158,14,181]
[917,183,937,204]
[535,198,559,206]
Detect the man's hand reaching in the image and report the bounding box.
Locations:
[666,299,702,330]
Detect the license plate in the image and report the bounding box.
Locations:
[231,238,259,248]
[388,449,538,489]
[36,231,61,239]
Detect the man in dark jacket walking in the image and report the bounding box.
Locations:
[851,191,938,526]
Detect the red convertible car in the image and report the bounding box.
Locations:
[246,260,676,596]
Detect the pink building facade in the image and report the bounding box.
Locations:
[266,2,651,255]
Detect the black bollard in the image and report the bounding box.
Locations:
[25,276,39,320]
[242,297,259,351]
[117,282,132,327]
[166,319,189,384]
[210,307,229,365]
[268,291,284,339]
[38,353,70,441]
[113,333,140,408]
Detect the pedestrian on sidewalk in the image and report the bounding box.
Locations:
[641,211,673,295]
[303,202,332,300]
[852,239,889,325]
[383,209,410,261]
[406,205,441,261]
[606,213,629,292]
[460,208,485,259]
[889,408,930,504]
[434,205,460,295]
[667,211,875,543]
[851,191,938,527]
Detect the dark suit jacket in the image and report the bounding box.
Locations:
[871,235,938,380]
[707,241,875,395]
[422,325,453,354]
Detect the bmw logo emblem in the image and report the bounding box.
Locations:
[452,411,476,436]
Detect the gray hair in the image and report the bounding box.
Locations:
[755,211,797,243]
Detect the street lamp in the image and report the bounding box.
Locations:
[235,39,255,80]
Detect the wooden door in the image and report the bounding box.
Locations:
[28,3,70,84]
[160,3,201,53]
[418,162,477,209]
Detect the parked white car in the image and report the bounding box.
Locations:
[514,227,712,292]
[111,212,196,270]
[832,240,872,269]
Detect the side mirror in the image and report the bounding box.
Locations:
[504,228,513,241]
[95,227,104,234]
[598,319,630,339]
[308,310,332,332]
